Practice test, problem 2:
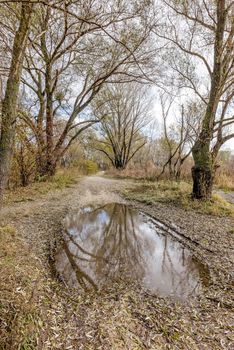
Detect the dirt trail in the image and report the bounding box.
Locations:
[1,175,234,350]
[1,176,128,258]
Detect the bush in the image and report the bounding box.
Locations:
[73,159,98,175]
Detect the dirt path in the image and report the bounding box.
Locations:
[1,175,233,350]
[1,176,127,259]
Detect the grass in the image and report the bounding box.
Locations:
[0,221,79,349]
[0,225,44,349]
[123,180,234,217]
[0,166,91,348]
[214,173,234,192]
[4,167,81,205]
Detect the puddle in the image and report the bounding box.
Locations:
[55,203,209,299]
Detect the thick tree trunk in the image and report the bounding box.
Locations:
[192,166,214,200]
[191,137,214,200]
[114,156,125,170]
[0,3,33,205]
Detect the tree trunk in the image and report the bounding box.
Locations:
[45,67,55,176]
[192,166,214,200]
[190,0,225,200]
[191,137,214,200]
[168,159,174,179]
[36,157,57,177]
[0,3,33,205]
[45,161,57,176]
[39,8,55,178]
[175,168,181,181]
[114,156,125,170]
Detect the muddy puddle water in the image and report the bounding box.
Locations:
[55,203,209,299]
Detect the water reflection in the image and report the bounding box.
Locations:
[55,203,209,299]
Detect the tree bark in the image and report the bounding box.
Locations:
[191,0,226,200]
[44,63,55,176]
[0,3,33,205]
[192,165,214,200]
[191,134,213,199]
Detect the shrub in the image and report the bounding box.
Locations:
[74,159,98,175]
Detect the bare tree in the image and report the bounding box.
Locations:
[19,0,156,176]
[156,95,201,180]
[93,83,151,169]
[154,0,234,199]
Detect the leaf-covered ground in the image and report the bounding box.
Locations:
[0,175,233,349]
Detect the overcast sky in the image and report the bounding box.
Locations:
[151,93,234,153]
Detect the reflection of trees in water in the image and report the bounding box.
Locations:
[160,233,209,297]
[161,236,199,297]
[56,203,209,297]
[62,242,98,291]
[60,204,147,289]
[91,204,146,280]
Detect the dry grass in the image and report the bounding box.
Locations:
[0,224,45,349]
[4,167,81,206]
[214,172,234,191]
[108,166,234,192]
[106,164,158,181]
[123,180,234,217]
[0,222,85,349]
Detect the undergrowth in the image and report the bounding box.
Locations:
[123,180,234,217]
[4,167,81,205]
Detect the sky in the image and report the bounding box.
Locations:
[223,138,234,152]
[151,86,234,153]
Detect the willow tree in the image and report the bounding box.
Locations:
[156,0,234,199]
[0,2,34,204]
[20,0,156,177]
[93,83,151,169]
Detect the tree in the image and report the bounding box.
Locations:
[156,95,201,180]
[0,2,34,204]
[13,113,37,186]
[20,0,156,176]
[93,83,151,169]
[155,0,234,199]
